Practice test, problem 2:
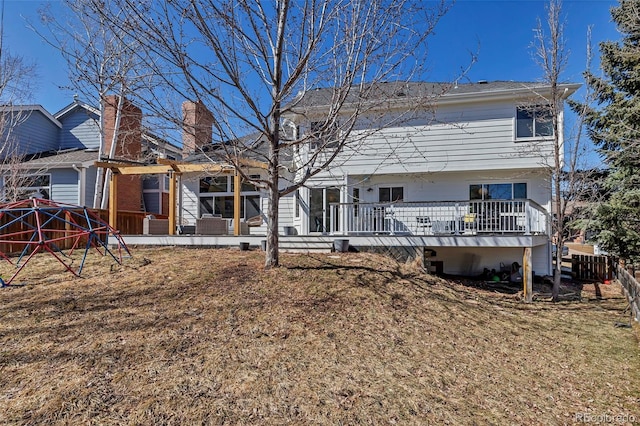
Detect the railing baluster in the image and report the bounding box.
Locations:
[329,199,547,236]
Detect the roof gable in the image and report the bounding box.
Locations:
[0,104,62,129]
[54,100,100,120]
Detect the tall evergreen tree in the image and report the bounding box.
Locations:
[581,0,640,263]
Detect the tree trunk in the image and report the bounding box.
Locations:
[552,254,561,302]
[265,151,280,269]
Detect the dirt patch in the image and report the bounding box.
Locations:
[0,247,638,424]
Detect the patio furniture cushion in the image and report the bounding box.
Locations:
[246,215,263,227]
[196,217,229,235]
[143,217,169,235]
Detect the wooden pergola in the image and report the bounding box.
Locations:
[95,158,267,236]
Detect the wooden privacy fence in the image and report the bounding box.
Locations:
[111,211,168,235]
[615,264,640,322]
[571,254,614,282]
[0,209,165,254]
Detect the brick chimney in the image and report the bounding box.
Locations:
[102,95,143,212]
[102,95,143,159]
[182,100,214,155]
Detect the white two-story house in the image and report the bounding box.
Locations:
[283,81,578,276]
[177,81,578,277]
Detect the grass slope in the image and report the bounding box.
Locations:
[0,247,638,425]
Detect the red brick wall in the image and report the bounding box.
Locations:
[162,192,169,216]
[117,175,143,212]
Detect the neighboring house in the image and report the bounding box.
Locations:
[0,97,182,214]
[178,81,580,276]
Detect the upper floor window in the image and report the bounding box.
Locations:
[516,106,553,138]
[200,176,229,193]
[308,120,339,150]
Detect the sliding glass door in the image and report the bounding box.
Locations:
[309,187,340,233]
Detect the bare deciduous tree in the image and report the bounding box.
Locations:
[531,0,597,301]
[36,0,152,208]
[80,0,455,267]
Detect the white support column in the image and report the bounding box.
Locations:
[341,174,349,235]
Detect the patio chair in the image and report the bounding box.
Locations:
[143,217,169,235]
[463,213,477,234]
[432,220,452,235]
[196,216,229,235]
[416,216,432,235]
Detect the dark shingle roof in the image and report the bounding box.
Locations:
[19,149,100,168]
[290,80,580,109]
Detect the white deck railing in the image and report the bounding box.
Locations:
[328,200,549,236]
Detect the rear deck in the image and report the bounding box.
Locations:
[120,233,550,253]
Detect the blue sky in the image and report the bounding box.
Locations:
[1,0,619,115]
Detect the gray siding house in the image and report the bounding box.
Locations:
[0,99,181,213]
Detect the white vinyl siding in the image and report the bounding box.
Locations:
[341,169,550,208]
[309,99,556,176]
[277,194,295,231]
[181,177,200,225]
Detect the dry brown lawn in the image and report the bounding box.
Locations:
[0,247,638,425]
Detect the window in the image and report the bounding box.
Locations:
[379,186,403,203]
[199,195,261,219]
[246,195,261,219]
[214,196,236,218]
[469,183,527,200]
[198,173,261,219]
[143,176,160,190]
[308,120,339,150]
[241,174,261,192]
[199,197,215,216]
[294,190,300,218]
[516,106,553,138]
[199,176,228,193]
[4,174,51,201]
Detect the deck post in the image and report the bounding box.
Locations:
[168,171,177,235]
[523,246,533,302]
[234,171,241,236]
[524,199,531,235]
[108,172,118,229]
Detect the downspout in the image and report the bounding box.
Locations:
[72,164,85,206]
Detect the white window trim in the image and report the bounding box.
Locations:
[197,174,262,219]
[469,182,527,200]
[514,106,554,141]
[378,185,405,203]
[3,173,52,200]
